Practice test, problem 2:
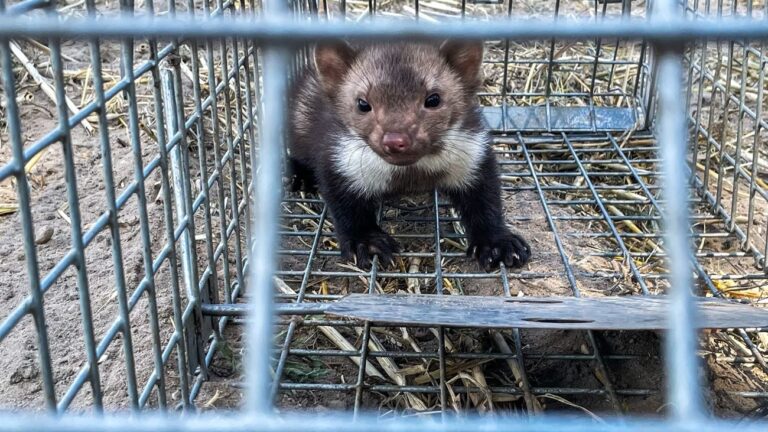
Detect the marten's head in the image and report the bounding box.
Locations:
[312,41,485,167]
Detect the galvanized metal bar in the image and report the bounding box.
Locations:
[0,15,57,414]
[2,412,768,432]
[159,64,193,410]
[184,0,220,370]
[226,19,250,305]
[246,0,289,413]
[498,0,513,131]
[654,0,704,419]
[587,0,608,132]
[117,0,168,410]
[164,60,196,335]
[203,0,231,332]
[82,0,140,410]
[727,0,754,234]
[542,0,561,130]
[432,189,448,416]
[214,0,241,311]
[48,33,105,411]
[3,15,768,42]
[203,302,331,316]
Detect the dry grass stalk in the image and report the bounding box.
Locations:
[0,203,19,216]
[605,204,660,252]
[273,276,385,380]
[406,257,422,293]
[539,393,605,422]
[9,41,94,133]
[491,331,541,412]
[355,329,429,411]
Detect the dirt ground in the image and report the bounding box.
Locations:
[1,0,768,422]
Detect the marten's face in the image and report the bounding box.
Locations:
[314,41,484,167]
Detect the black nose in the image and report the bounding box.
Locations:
[382,132,412,154]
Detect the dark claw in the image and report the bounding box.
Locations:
[468,231,531,272]
[341,230,400,270]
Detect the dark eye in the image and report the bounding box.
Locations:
[424,93,441,108]
[357,98,372,113]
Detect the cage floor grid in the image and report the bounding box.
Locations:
[194,131,768,417]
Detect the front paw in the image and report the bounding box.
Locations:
[341,230,400,270]
[468,231,531,272]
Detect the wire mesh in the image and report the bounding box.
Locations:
[0,0,258,412]
[0,0,767,429]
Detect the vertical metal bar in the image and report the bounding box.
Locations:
[689,0,711,195]
[84,0,140,410]
[714,0,738,211]
[203,0,233,321]
[658,52,705,419]
[162,3,204,398]
[498,248,536,414]
[642,0,658,131]
[587,0,608,131]
[247,0,265,282]
[757,2,768,270]
[727,0,753,232]
[353,320,373,417]
[166,67,195,320]
[352,204,385,415]
[0,22,57,415]
[683,0,700,113]
[353,248,378,416]
[238,0,258,254]
[433,190,447,417]
[173,56,209,391]
[160,64,193,410]
[654,0,704,419]
[605,0,631,106]
[636,40,653,129]
[215,0,246,306]
[118,0,168,409]
[543,0,561,131]
[499,0,513,132]
[701,0,721,196]
[230,37,251,296]
[49,36,104,412]
[247,0,289,414]
[185,0,218,376]
[744,38,765,254]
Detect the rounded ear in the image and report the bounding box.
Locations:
[313,42,357,95]
[439,40,484,88]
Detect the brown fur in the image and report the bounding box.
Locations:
[286,41,531,271]
[304,41,482,166]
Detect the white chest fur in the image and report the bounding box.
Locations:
[331,128,488,197]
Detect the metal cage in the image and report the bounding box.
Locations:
[0,0,768,430]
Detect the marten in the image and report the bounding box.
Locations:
[286,40,531,272]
